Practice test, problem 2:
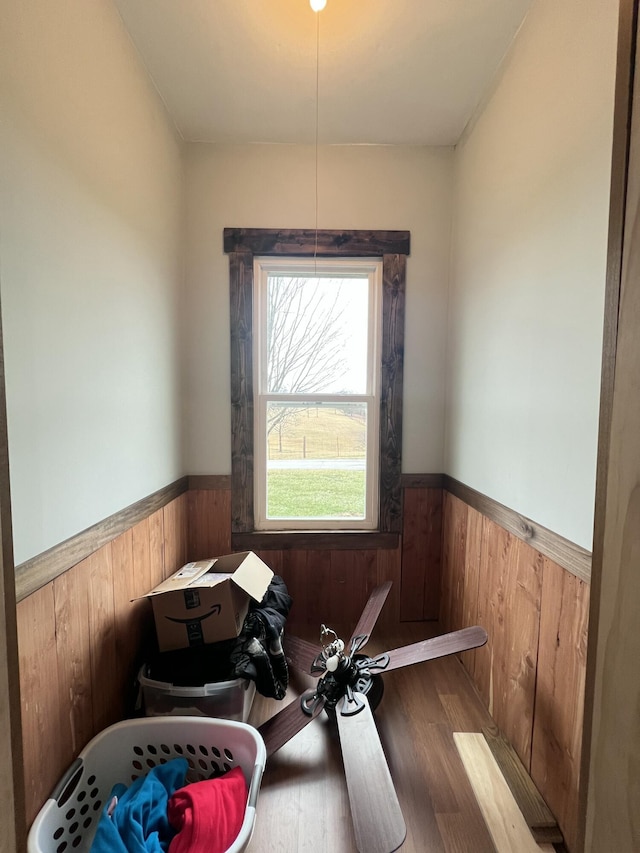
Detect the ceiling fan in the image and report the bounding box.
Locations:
[257,581,488,853]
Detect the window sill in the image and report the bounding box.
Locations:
[231,530,400,551]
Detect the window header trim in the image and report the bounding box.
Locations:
[224,228,410,257]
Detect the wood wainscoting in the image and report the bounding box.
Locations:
[187,474,443,630]
[15,476,443,828]
[15,472,588,849]
[16,494,188,827]
[440,491,590,852]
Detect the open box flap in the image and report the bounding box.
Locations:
[133,560,217,599]
[226,551,273,603]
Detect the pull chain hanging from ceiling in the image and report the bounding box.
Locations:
[313,5,320,270]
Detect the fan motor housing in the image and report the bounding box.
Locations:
[317,654,385,717]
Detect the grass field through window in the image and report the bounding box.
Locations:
[267,469,366,518]
[266,408,367,519]
[268,406,366,460]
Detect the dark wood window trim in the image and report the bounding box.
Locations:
[224,228,410,548]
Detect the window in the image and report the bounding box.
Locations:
[224,228,409,547]
[253,257,381,530]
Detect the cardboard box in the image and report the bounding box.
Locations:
[139,552,273,652]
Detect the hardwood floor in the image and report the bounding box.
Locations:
[247,623,506,852]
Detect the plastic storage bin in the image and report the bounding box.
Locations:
[138,664,256,722]
[28,715,266,853]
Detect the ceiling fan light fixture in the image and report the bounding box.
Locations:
[310,0,327,11]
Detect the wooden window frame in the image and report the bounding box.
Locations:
[224,228,410,549]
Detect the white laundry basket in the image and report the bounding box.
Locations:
[28,716,265,853]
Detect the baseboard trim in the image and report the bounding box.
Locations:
[15,477,189,602]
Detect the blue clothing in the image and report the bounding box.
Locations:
[90,758,188,853]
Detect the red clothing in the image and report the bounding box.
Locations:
[168,767,248,853]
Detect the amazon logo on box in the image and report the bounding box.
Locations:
[135,552,273,652]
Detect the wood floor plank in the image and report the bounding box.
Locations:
[454,731,542,853]
[435,812,494,853]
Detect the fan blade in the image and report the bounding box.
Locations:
[258,690,326,757]
[336,691,406,853]
[283,633,322,674]
[349,581,393,654]
[384,625,488,672]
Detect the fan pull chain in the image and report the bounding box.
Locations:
[313,10,320,274]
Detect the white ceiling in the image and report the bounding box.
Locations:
[113,0,532,146]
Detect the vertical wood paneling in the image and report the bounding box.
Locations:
[17,585,66,826]
[53,561,94,763]
[87,547,119,734]
[439,492,453,631]
[279,550,332,630]
[461,506,483,680]
[111,528,137,720]
[440,492,468,633]
[500,536,542,769]
[112,524,154,717]
[329,550,376,627]
[442,492,588,851]
[180,483,432,630]
[532,559,589,853]
[422,490,443,620]
[277,547,402,633]
[17,500,180,825]
[15,475,588,852]
[163,493,188,576]
[376,548,402,627]
[256,548,284,576]
[131,519,154,594]
[473,517,493,712]
[476,521,542,769]
[400,488,429,621]
[401,488,442,621]
[148,507,165,584]
[188,489,232,559]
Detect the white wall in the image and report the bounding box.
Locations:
[182,142,453,476]
[446,0,619,549]
[0,0,184,565]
